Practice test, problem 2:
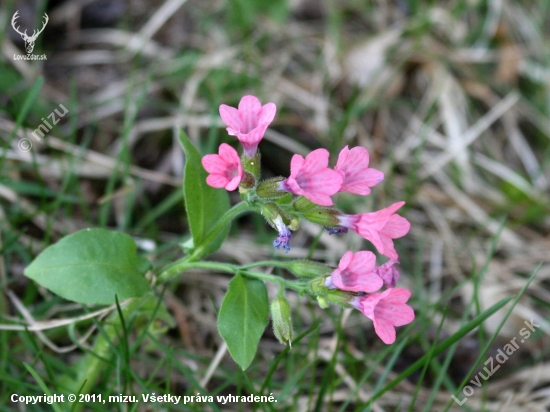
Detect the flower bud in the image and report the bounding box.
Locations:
[241,152,261,180]
[317,296,329,309]
[302,208,342,227]
[271,296,293,346]
[288,260,332,279]
[257,177,287,199]
[263,203,293,253]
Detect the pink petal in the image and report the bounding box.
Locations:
[237,125,268,145]
[206,174,229,188]
[338,251,354,271]
[361,289,391,311]
[284,149,342,205]
[373,319,396,344]
[356,221,385,253]
[302,192,334,206]
[385,201,406,215]
[375,289,414,326]
[219,105,241,131]
[348,146,370,166]
[354,295,377,318]
[238,95,262,133]
[390,305,415,327]
[201,154,227,174]
[335,146,350,169]
[289,154,305,178]
[340,168,384,195]
[218,143,240,163]
[336,146,369,172]
[362,168,384,185]
[382,288,411,304]
[202,144,243,191]
[299,168,343,196]
[381,215,410,238]
[355,201,406,237]
[331,251,381,292]
[302,148,330,173]
[379,235,398,260]
[347,251,377,274]
[375,306,414,328]
[225,174,242,191]
[333,270,382,292]
[238,95,262,112]
[259,102,277,124]
[283,177,304,196]
[353,273,383,293]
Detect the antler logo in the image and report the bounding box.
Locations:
[11,10,49,54]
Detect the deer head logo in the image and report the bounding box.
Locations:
[11,10,49,54]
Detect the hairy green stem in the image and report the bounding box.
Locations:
[157,260,304,291]
[240,260,294,270]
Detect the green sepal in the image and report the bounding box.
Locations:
[271,296,294,346]
[241,151,261,180]
[302,207,342,227]
[287,260,333,279]
[257,177,286,199]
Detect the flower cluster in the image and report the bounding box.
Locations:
[202,95,414,344]
[324,253,413,344]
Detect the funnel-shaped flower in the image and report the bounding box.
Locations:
[337,201,410,259]
[219,95,276,157]
[352,288,414,344]
[201,143,243,191]
[335,146,384,195]
[278,149,343,206]
[326,251,383,293]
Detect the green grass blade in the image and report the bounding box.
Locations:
[22,362,63,412]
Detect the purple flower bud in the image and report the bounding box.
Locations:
[325,226,348,235]
[273,216,292,253]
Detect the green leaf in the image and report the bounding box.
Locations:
[218,274,269,370]
[24,229,152,305]
[179,129,230,258]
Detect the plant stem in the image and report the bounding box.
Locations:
[157,261,305,292]
[240,260,294,270]
[157,260,237,283]
[187,201,254,261]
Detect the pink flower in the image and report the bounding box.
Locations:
[219,95,276,157]
[374,260,401,288]
[278,149,343,206]
[337,201,410,259]
[201,143,243,191]
[335,146,384,195]
[325,251,383,293]
[352,288,415,344]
